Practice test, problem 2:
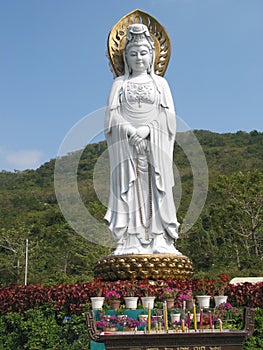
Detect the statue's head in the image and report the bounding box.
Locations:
[123,23,155,75]
[108,10,171,77]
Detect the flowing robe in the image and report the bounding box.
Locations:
[104,74,180,255]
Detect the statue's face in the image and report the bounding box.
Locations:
[126,45,152,74]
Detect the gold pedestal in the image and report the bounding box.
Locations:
[93,254,193,281]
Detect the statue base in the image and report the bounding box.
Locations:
[93,254,193,281]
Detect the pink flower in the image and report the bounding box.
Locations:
[105,290,121,300]
[161,287,177,299]
[125,317,140,328]
[177,289,193,301]
[97,315,118,329]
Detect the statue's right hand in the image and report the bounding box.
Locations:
[129,133,142,146]
[135,139,147,154]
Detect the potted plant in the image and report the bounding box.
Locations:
[138,313,148,324]
[214,295,228,307]
[122,317,140,331]
[123,278,139,309]
[196,294,211,309]
[139,280,156,309]
[97,314,119,331]
[171,308,181,323]
[90,277,105,310]
[116,314,127,328]
[161,287,177,309]
[141,295,156,310]
[214,302,242,329]
[105,290,121,310]
[178,289,194,310]
[213,274,229,307]
[195,278,211,309]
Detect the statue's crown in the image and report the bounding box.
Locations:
[126,23,154,47]
[127,23,148,35]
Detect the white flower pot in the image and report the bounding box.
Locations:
[196,295,211,309]
[139,314,148,323]
[214,295,228,307]
[141,296,156,309]
[90,296,105,310]
[124,296,139,309]
[171,313,181,323]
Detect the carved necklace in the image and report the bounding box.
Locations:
[136,153,152,241]
[126,81,155,108]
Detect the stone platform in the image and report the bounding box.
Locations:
[93,254,193,281]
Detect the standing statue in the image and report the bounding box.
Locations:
[104,13,181,256]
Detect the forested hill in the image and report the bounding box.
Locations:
[0,130,262,286]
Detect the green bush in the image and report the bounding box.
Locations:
[0,304,262,350]
[0,305,90,350]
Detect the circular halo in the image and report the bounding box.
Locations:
[107,9,171,77]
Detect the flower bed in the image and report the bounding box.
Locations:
[0,276,262,316]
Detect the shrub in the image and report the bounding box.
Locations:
[0,278,262,317]
[0,305,90,350]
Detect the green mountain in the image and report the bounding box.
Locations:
[0,130,262,286]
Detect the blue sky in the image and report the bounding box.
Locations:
[0,0,262,171]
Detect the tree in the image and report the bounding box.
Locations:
[216,170,262,255]
[0,226,32,285]
[198,170,263,274]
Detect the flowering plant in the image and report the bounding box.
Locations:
[125,317,140,328]
[123,277,139,296]
[97,314,118,329]
[138,280,156,297]
[195,278,211,295]
[116,314,127,326]
[105,290,121,300]
[177,289,193,301]
[161,287,177,299]
[91,277,105,297]
[213,302,242,329]
[214,274,229,295]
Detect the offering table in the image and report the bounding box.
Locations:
[86,308,255,350]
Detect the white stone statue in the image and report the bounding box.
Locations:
[104,23,181,256]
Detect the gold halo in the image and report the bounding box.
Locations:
[107,9,171,77]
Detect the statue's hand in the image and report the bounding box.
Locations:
[135,139,147,154]
[129,133,142,147]
[136,126,150,139]
[129,133,147,154]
